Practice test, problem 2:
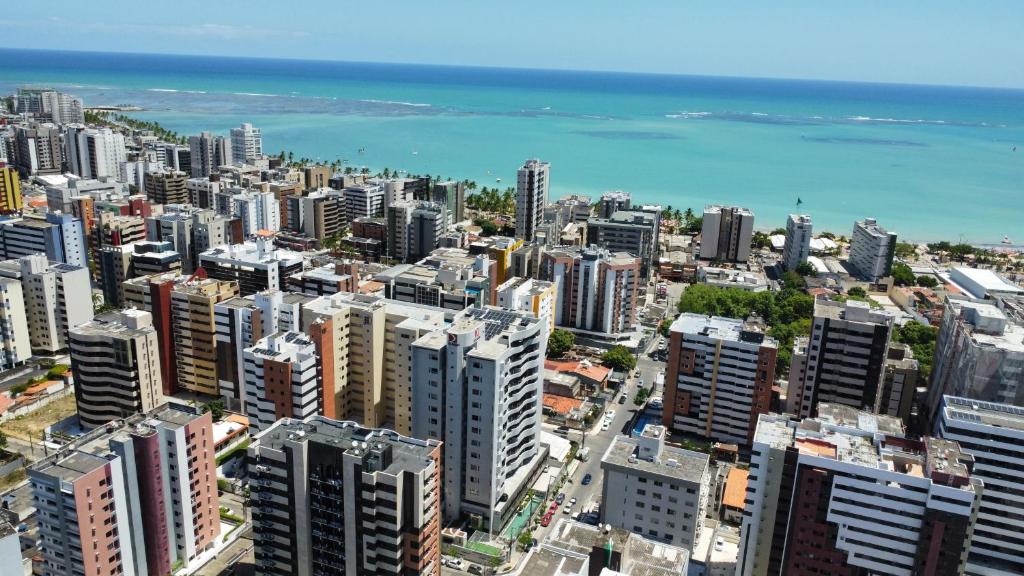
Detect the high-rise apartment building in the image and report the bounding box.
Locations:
[188,132,231,178]
[231,190,280,236]
[0,165,23,213]
[243,331,322,432]
[123,272,239,395]
[294,189,345,242]
[411,307,547,533]
[936,396,1024,576]
[14,125,62,175]
[215,290,306,410]
[0,278,30,370]
[925,296,1024,424]
[248,415,442,576]
[15,88,83,124]
[737,405,982,576]
[432,180,465,224]
[515,158,550,241]
[495,277,557,332]
[598,190,632,219]
[70,309,164,429]
[229,122,262,164]
[146,211,197,272]
[600,424,710,549]
[30,404,219,576]
[540,246,640,337]
[662,313,777,444]
[198,240,303,296]
[187,177,221,209]
[64,126,127,179]
[302,292,446,434]
[848,218,897,281]
[585,209,660,278]
[0,212,87,267]
[344,183,386,221]
[788,299,894,419]
[0,254,93,354]
[387,200,446,262]
[144,169,189,206]
[781,213,813,271]
[699,205,754,262]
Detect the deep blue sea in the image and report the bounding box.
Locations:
[1,48,1022,243]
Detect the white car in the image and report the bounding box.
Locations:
[605,409,616,420]
[563,505,573,514]
[601,421,611,432]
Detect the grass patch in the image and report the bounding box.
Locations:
[0,394,77,441]
[219,506,243,524]
[464,541,502,557]
[0,468,26,493]
[216,439,251,466]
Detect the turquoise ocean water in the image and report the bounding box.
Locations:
[1,49,1021,243]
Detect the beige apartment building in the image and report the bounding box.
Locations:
[302,292,445,434]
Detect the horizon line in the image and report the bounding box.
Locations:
[1,46,1022,93]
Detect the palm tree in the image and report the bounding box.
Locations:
[684,207,694,222]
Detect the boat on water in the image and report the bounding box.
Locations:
[1002,235,1013,244]
[496,177,502,183]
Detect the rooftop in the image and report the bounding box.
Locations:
[722,467,749,510]
[602,433,708,484]
[671,313,776,348]
[527,519,690,576]
[941,396,1024,432]
[252,415,440,475]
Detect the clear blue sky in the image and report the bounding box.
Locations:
[2,1,1022,88]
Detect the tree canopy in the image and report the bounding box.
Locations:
[893,321,938,379]
[547,329,575,358]
[602,346,637,372]
[891,262,916,287]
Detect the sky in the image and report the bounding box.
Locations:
[1,1,1023,88]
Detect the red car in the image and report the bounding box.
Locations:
[541,514,553,527]
[548,502,558,513]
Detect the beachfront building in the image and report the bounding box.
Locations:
[699,205,754,262]
[411,307,547,534]
[247,416,442,576]
[662,313,777,444]
[586,209,660,278]
[781,213,813,271]
[737,405,983,576]
[598,190,631,219]
[229,122,262,164]
[515,158,550,241]
[70,309,164,429]
[600,424,711,549]
[188,131,231,177]
[848,217,897,281]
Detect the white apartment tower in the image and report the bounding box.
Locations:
[229,122,262,164]
[411,307,547,534]
[0,255,93,354]
[515,159,550,241]
[782,213,813,271]
[65,126,128,179]
[600,424,711,549]
[0,278,30,370]
[848,217,897,281]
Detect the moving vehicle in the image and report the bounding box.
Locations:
[582,473,593,485]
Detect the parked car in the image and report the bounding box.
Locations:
[582,473,593,485]
[569,497,577,506]
[618,395,626,404]
[541,514,553,527]
[555,493,566,504]
[605,409,616,420]
[449,559,465,570]
[554,426,570,436]
[601,421,611,432]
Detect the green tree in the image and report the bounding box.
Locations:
[780,271,806,291]
[795,262,816,277]
[473,218,499,236]
[894,321,938,379]
[847,286,867,298]
[891,262,916,286]
[517,530,533,550]
[658,318,672,337]
[751,231,771,250]
[547,329,575,358]
[601,346,637,372]
[202,400,225,421]
[894,242,916,259]
[916,275,939,288]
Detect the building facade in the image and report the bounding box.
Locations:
[248,416,442,576]
[781,214,813,271]
[848,218,897,281]
[699,205,754,262]
[541,246,640,337]
[515,159,550,241]
[411,308,547,533]
[70,309,164,429]
[737,406,982,576]
[663,313,777,444]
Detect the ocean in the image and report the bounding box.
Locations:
[1,48,1021,243]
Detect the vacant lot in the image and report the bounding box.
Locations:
[1,394,78,442]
